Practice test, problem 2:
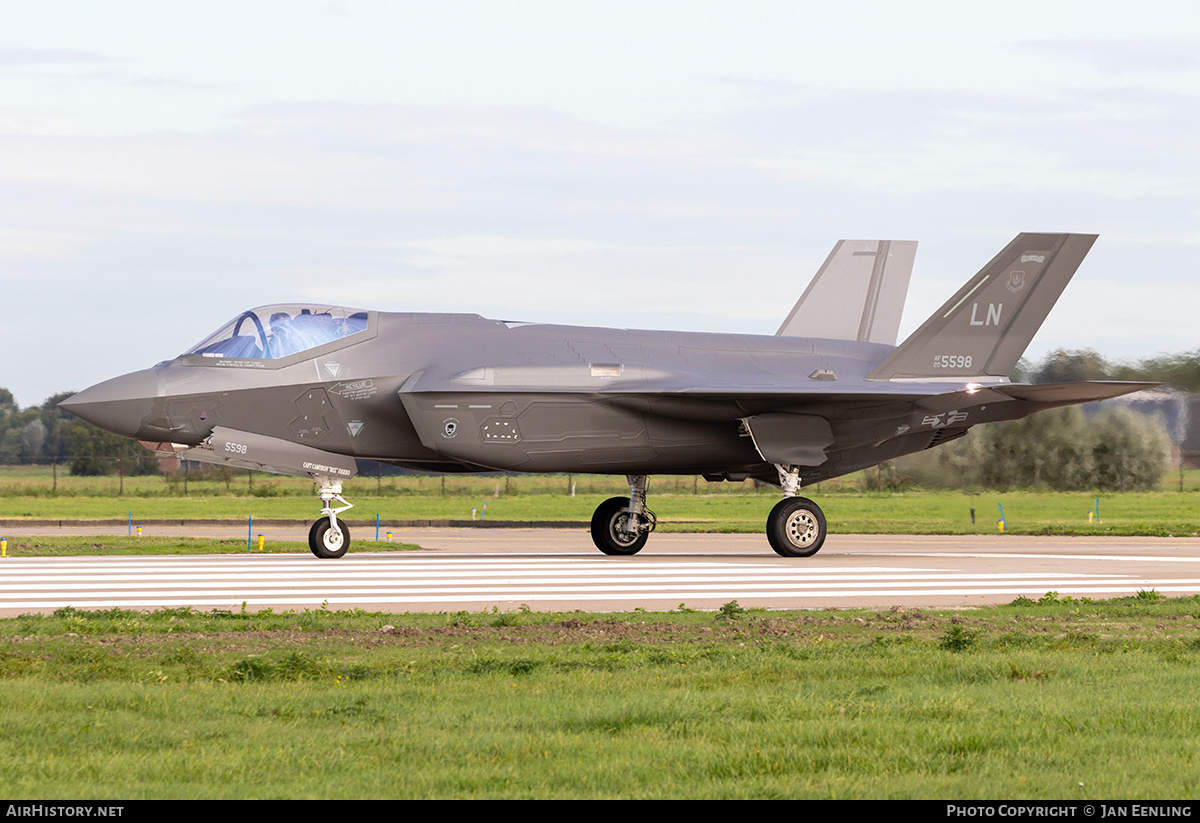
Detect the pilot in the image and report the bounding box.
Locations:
[269,312,298,358]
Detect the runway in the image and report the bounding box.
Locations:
[2,528,1200,614]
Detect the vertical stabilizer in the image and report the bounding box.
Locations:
[866,233,1097,381]
[776,239,917,345]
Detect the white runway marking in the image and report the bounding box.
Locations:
[2,552,1197,612]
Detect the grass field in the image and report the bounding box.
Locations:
[0,535,423,556]
[2,465,1198,798]
[10,464,1200,498]
[1,595,1198,799]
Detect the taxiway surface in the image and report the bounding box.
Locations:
[2,527,1199,615]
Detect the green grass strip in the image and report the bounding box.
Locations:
[0,595,1198,798]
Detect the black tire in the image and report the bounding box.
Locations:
[590,496,649,556]
[766,497,826,557]
[309,518,350,559]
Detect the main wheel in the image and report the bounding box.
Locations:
[309,518,351,559]
[766,497,826,557]
[590,496,649,556]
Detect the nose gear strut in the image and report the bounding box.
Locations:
[309,478,354,558]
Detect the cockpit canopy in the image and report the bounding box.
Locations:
[186,305,369,360]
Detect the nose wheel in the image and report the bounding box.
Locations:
[309,517,350,559]
[309,478,354,559]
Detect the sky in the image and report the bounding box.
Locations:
[2,0,1199,406]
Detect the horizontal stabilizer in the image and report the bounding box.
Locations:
[777,240,917,345]
[867,233,1096,381]
[994,381,1159,408]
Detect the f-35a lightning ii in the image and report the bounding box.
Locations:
[62,233,1152,559]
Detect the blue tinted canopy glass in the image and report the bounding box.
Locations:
[187,305,369,360]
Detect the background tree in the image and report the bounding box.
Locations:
[39,390,78,462]
[1032,349,1112,384]
[20,418,46,461]
[1027,347,1200,392]
[66,420,159,476]
[894,406,1169,491]
[1089,406,1172,491]
[1114,349,1200,392]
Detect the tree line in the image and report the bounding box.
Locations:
[0,388,157,476]
[1017,347,1200,389]
[887,406,1170,492]
[873,346,1196,492]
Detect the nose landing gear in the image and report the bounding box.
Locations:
[309,478,354,558]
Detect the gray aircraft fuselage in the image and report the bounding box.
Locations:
[72,314,884,479]
[65,310,1131,487]
[62,233,1155,558]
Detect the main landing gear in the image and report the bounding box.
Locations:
[587,467,828,558]
[765,465,826,557]
[309,478,354,558]
[590,475,657,555]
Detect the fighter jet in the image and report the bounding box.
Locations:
[62,233,1151,559]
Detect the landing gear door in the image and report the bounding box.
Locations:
[741,413,834,468]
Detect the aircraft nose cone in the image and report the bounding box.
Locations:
[59,368,160,439]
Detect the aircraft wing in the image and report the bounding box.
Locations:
[991,381,1159,406]
[728,380,1157,477]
